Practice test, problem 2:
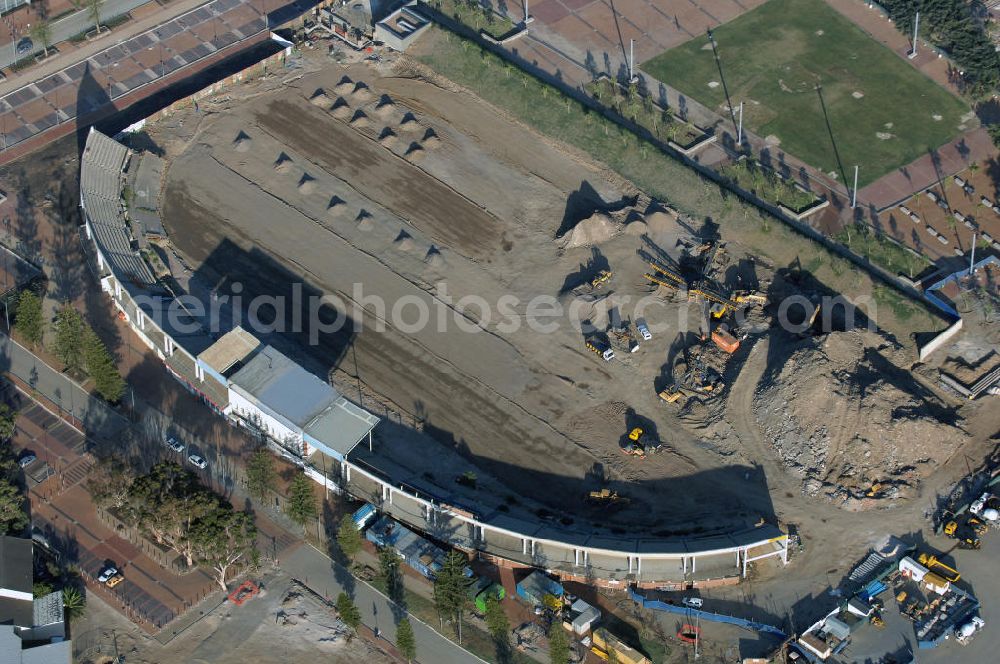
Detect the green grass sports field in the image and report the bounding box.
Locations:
[642,0,970,187]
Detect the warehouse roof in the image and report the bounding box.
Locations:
[198,327,261,377]
[230,346,338,428]
[303,396,380,460]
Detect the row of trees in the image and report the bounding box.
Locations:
[0,405,28,535]
[880,0,1000,95]
[244,448,318,528]
[15,292,125,402]
[87,460,257,590]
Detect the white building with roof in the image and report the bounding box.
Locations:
[224,343,379,462]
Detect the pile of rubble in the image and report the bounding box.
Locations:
[753,330,966,507]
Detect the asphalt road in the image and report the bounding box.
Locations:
[2,0,153,69]
[280,544,488,664]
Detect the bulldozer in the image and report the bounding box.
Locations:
[587,488,630,505]
[590,270,613,290]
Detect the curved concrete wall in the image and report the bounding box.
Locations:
[80,129,790,585]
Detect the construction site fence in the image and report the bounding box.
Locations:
[628,588,788,639]
[917,317,963,362]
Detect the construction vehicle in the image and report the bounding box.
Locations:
[622,427,662,457]
[590,270,613,289]
[870,613,885,629]
[917,552,961,583]
[658,386,684,404]
[711,326,740,354]
[865,482,883,498]
[644,261,687,294]
[587,488,629,505]
[611,326,640,353]
[968,517,989,536]
[585,340,615,362]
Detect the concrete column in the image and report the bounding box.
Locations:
[583,550,589,567]
[636,556,641,576]
[691,556,696,574]
[531,540,536,556]
[574,549,580,566]
[627,556,633,574]
[522,539,528,555]
[345,464,351,482]
[683,556,688,574]
[736,550,741,569]
[368,430,373,451]
[479,525,486,543]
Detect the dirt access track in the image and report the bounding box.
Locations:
[151,56,994,556]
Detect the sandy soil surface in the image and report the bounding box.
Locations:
[139,49,998,573]
[73,573,392,664]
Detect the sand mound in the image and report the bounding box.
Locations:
[309,88,331,106]
[378,127,397,147]
[624,219,648,236]
[404,142,425,161]
[425,245,445,268]
[375,95,396,117]
[422,128,441,148]
[563,212,615,248]
[394,230,415,252]
[327,196,346,214]
[644,209,677,235]
[273,153,293,174]
[350,110,370,127]
[334,76,353,94]
[298,174,316,194]
[352,81,372,102]
[233,131,252,152]
[331,97,351,118]
[399,112,420,132]
[753,330,966,506]
[356,210,375,231]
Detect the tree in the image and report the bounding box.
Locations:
[15,290,43,348]
[285,473,317,527]
[62,587,86,621]
[52,307,85,373]
[379,546,405,607]
[548,621,570,664]
[29,20,52,57]
[484,594,510,641]
[336,513,363,562]
[0,479,27,535]
[433,550,471,642]
[0,403,17,442]
[189,506,257,590]
[33,581,53,597]
[86,0,104,33]
[395,617,416,662]
[85,458,134,510]
[82,327,125,402]
[336,592,361,631]
[244,448,275,501]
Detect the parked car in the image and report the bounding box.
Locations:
[97,566,118,583]
[165,436,184,453]
[18,453,36,468]
[15,38,32,56]
[682,597,704,608]
[106,573,124,588]
[637,321,652,341]
[187,454,207,469]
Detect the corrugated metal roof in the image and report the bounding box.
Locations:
[303,395,380,459]
[230,346,338,428]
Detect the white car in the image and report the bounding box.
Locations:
[637,321,652,341]
[187,454,207,469]
[98,566,118,583]
[682,597,704,608]
[166,437,184,453]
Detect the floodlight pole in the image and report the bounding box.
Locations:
[738,101,744,145]
[629,38,638,83]
[707,30,740,144]
[908,12,919,59]
[523,0,533,24]
[852,165,859,209]
[970,232,977,275]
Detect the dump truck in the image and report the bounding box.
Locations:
[917,553,961,583]
[711,327,739,354]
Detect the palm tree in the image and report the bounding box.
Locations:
[62,587,86,622]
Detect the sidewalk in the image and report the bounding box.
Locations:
[281,543,489,664]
